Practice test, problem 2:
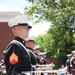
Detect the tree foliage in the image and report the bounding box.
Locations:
[24,0,75,64]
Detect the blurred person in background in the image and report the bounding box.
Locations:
[25,36,37,71]
[70,50,75,75]
[66,54,72,74]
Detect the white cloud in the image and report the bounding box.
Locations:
[0,4,9,11]
[29,22,50,37]
[0,4,24,14]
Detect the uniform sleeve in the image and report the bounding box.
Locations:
[5,44,22,75]
[70,58,72,67]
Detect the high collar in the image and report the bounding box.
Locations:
[14,37,25,45]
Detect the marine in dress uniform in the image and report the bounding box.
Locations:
[4,15,32,75]
[66,54,72,74]
[33,45,41,64]
[25,36,37,71]
[40,58,47,65]
[70,50,75,75]
[38,52,47,65]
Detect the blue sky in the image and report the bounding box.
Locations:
[0,0,50,37]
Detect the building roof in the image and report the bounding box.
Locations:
[0,12,21,22]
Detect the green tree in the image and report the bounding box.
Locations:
[24,0,75,64]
